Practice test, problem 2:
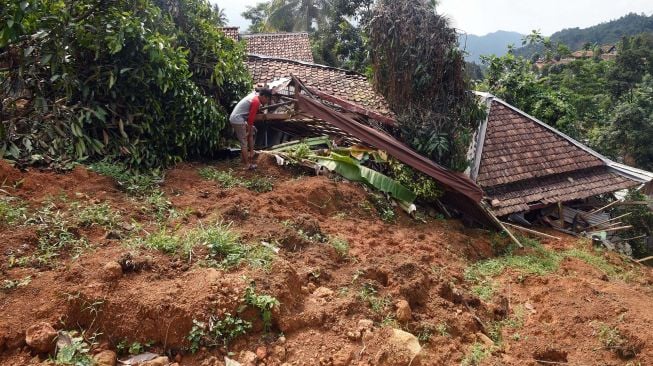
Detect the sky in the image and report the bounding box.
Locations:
[213,0,652,36]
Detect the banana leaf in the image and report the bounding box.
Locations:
[316,153,416,203]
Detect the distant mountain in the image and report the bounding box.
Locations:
[515,13,653,58]
[459,30,525,64]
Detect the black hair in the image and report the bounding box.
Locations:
[258,88,273,98]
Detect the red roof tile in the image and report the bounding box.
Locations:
[243,33,314,63]
[486,167,638,216]
[476,101,605,188]
[246,56,393,117]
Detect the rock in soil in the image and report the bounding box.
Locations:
[313,286,334,298]
[255,345,268,360]
[25,322,57,354]
[374,328,422,366]
[332,347,353,366]
[102,261,123,280]
[239,351,257,366]
[476,332,495,347]
[395,300,412,323]
[93,350,117,366]
[141,356,170,366]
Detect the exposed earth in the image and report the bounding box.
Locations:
[1,155,652,366]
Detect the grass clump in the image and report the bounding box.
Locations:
[243,284,280,332]
[0,197,27,225]
[471,282,496,301]
[187,314,252,353]
[563,248,620,277]
[89,161,161,196]
[330,237,350,259]
[71,202,121,229]
[138,229,182,255]
[1,276,32,292]
[369,193,396,223]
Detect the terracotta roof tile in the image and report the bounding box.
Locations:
[486,167,638,216]
[243,33,314,63]
[220,27,240,41]
[477,101,605,188]
[246,56,393,117]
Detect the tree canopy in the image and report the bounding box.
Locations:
[1,0,251,168]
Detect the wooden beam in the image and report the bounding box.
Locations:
[588,225,633,235]
[254,113,292,122]
[501,222,561,240]
[636,256,653,263]
[589,200,620,214]
[585,212,632,231]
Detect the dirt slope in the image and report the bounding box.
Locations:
[1,157,652,366]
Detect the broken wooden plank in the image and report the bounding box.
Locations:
[501,222,562,240]
[636,256,653,263]
[255,113,292,121]
[589,200,620,214]
[585,212,632,231]
[588,225,633,235]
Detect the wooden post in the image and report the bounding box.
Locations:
[558,202,564,229]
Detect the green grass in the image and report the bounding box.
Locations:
[244,284,280,332]
[0,197,27,225]
[199,167,274,193]
[1,276,32,292]
[471,282,496,301]
[563,248,620,277]
[188,314,252,353]
[359,283,391,314]
[132,222,275,270]
[460,343,490,366]
[71,201,121,228]
[89,161,160,196]
[597,323,625,349]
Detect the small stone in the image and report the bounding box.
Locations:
[362,330,374,342]
[102,261,123,281]
[476,332,494,347]
[175,353,182,362]
[346,331,359,341]
[273,345,286,360]
[277,336,286,344]
[25,322,57,353]
[307,283,317,293]
[256,346,268,360]
[141,356,170,366]
[357,319,374,331]
[313,287,334,298]
[395,300,412,323]
[239,351,258,366]
[104,230,122,240]
[93,350,117,366]
[333,347,353,366]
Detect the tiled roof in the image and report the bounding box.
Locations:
[243,33,314,63]
[476,101,605,188]
[246,55,393,117]
[486,167,637,216]
[220,27,240,41]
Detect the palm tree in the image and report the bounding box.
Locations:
[266,0,333,32]
[212,4,228,27]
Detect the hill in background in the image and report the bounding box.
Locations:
[459,30,524,63]
[516,12,653,58]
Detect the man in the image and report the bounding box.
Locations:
[229,88,272,169]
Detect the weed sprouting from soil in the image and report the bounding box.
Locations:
[71,202,120,229]
[369,193,396,223]
[244,284,280,332]
[461,342,490,366]
[187,314,252,353]
[359,283,391,314]
[55,331,95,366]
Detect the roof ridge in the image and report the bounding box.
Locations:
[242,32,310,37]
[247,54,364,77]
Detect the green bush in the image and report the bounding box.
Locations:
[1,0,251,168]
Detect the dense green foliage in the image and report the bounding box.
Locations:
[369,0,484,170]
[516,13,653,59]
[1,0,251,168]
[479,33,653,170]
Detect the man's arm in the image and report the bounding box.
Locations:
[247,96,261,126]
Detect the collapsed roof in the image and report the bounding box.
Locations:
[219,27,315,63]
[470,93,649,216]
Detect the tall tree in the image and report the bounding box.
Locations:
[368,0,483,170]
[266,0,333,32]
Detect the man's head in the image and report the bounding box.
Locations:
[258,88,273,105]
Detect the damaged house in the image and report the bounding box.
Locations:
[222,28,653,240]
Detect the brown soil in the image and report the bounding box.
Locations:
[1,156,653,366]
